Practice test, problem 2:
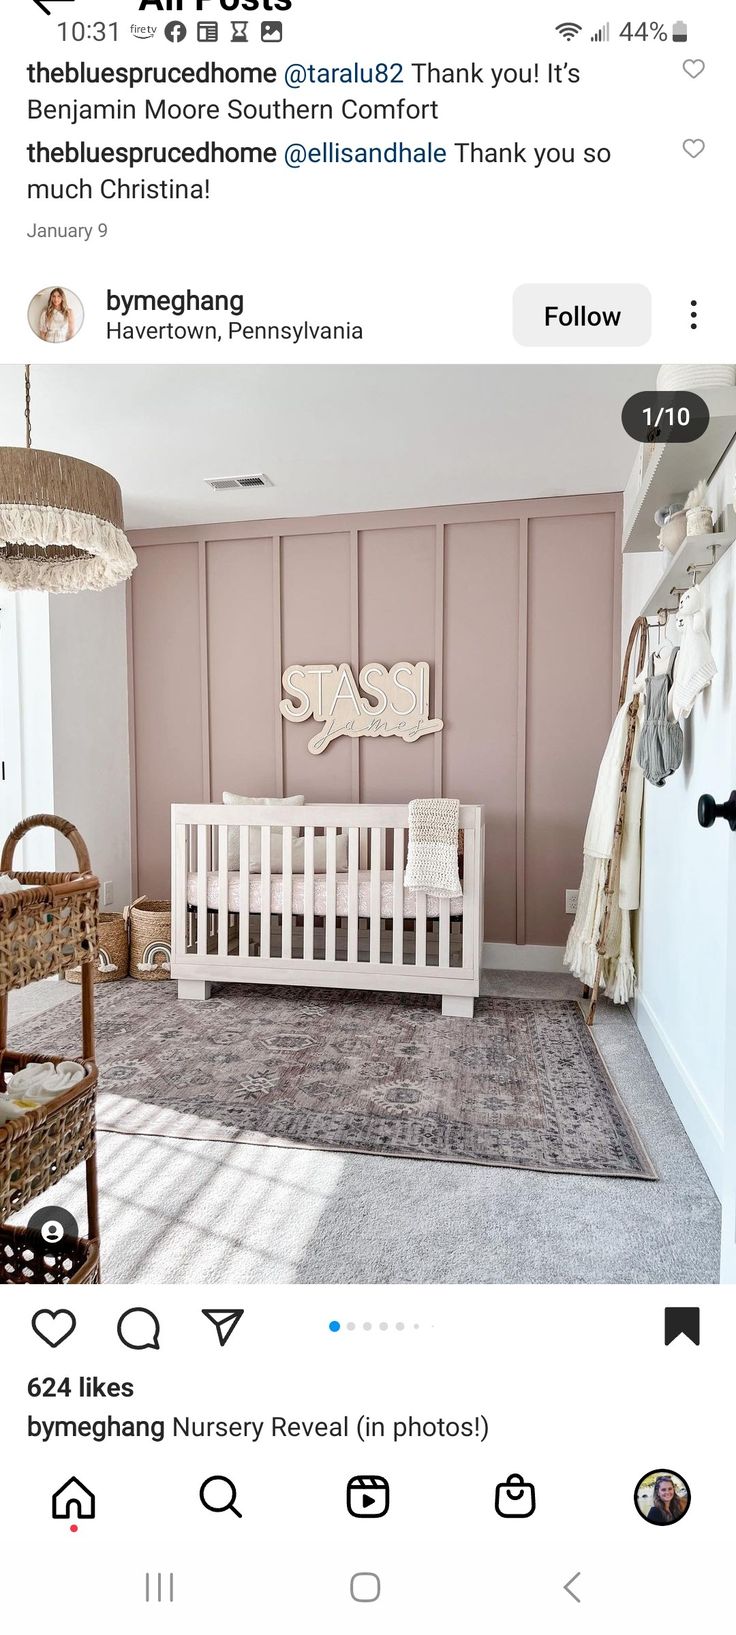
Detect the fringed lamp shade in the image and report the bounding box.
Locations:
[0,446,136,593]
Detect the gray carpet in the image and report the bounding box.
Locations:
[7,973,720,1284]
[12,982,655,1181]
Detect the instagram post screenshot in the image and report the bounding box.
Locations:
[1,0,735,1628]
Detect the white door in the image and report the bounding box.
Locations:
[0,594,22,844]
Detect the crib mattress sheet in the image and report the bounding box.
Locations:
[186,870,462,919]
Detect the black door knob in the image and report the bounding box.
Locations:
[698,791,736,832]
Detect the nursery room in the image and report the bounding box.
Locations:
[0,363,734,1287]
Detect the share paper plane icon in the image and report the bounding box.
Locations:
[202,1309,244,1347]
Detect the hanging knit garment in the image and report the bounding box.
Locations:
[404,798,462,898]
[637,650,683,785]
[565,696,644,1004]
[670,585,717,722]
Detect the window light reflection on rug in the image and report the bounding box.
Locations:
[0,366,136,593]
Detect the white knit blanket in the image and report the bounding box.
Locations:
[404,798,462,898]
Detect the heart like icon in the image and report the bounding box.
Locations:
[682,59,705,78]
[32,1308,76,1348]
[683,139,705,158]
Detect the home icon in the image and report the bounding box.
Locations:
[52,1477,96,1521]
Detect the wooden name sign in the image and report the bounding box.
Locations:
[280,662,444,756]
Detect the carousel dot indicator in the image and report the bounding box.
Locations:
[328,1320,341,1332]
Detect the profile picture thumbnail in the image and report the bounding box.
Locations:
[27,285,84,345]
[634,1470,691,1526]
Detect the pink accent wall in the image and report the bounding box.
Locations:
[128,495,621,945]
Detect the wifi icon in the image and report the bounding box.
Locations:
[556,21,582,38]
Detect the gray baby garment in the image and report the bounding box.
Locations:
[637,648,684,786]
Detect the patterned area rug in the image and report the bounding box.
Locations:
[20,984,656,1179]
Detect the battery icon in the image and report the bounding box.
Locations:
[672,19,688,40]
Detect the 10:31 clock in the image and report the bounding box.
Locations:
[57,22,119,42]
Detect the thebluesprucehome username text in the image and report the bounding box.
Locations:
[105,289,364,345]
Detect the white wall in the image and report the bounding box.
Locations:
[622,439,736,1211]
[47,584,132,907]
[0,592,56,871]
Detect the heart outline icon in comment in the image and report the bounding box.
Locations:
[683,139,705,158]
[31,1308,77,1348]
[682,59,705,78]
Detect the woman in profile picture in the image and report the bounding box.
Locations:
[646,1474,687,1524]
[39,286,75,344]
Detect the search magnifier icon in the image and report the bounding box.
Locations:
[199,1475,242,1518]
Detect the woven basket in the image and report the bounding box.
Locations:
[0,1224,99,1285]
[0,1049,97,1217]
[0,815,99,995]
[66,911,127,985]
[127,898,171,982]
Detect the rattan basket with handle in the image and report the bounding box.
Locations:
[126,897,171,982]
[0,814,99,993]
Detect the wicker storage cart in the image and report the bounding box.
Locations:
[0,815,101,1286]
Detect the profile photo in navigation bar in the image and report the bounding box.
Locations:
[634,1470,691,1526]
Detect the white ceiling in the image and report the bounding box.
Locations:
[0,365,658,529]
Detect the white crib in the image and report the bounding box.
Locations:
[171,803,484,1016]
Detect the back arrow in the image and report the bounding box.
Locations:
[563,1573,581,1604]
[33,0,74,16]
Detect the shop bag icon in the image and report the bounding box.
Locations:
[495,1473,536,1518]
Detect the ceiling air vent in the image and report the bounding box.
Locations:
[204,473,273,492]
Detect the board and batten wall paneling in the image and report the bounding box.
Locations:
[206,535,279,801]
[358,525,438,802]
[281,531,353,800]
[525,508,619,945]
[443,518,521,944]
[129,539,204,898]
[128,497,621,941]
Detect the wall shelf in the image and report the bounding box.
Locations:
[639,531,736,621]
[622,387,736,553]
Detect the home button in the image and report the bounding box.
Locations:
[52,1476,96,1521]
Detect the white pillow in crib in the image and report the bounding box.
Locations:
[292,834,349,873]
[223,792,304,869]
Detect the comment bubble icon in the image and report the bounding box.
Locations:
[117,1307,161,1351]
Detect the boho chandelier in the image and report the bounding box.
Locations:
[0,367,136,593]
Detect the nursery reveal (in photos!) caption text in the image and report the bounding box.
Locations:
[26,1378,491,1448]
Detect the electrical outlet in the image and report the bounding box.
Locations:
[565,889,579,914]
[102,881,113,907]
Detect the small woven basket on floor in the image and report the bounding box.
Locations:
[126,898,171,982]
[0,1223,99,1285]
[65,911,128,985]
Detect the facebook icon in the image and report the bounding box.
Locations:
[164,21,187,43]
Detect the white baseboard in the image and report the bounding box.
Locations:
[483,942,567,973]
[631,988,724,1200]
